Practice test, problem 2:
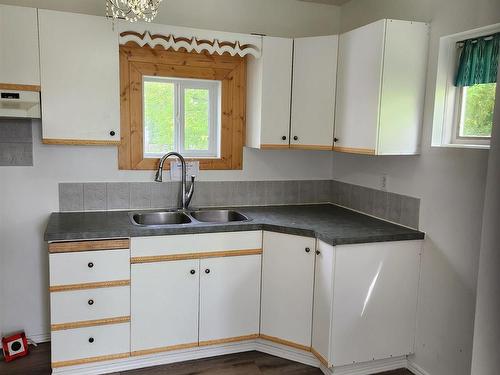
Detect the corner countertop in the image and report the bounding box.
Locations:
[44,204,424,246]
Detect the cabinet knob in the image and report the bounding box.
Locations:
[190,269,196,275]
[88,337,94,343]
[282,135,287,141]
[293,136,298,141]
[334,137,339,143]
[316,250,321,255]
[305,247,311,253]
[88,262,94,268]
[110,130,116,136]
[88,299,94,306]
[205,269,210,274]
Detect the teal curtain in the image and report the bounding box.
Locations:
[455,33,500,87]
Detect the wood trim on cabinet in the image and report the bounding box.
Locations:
[42,139,121,146]
[198,334,259,347]
[48,239,130,253]
[130,249,263,264]
[118,44,246,170]
[51,352,130,368]
[311,347,330,368]
[260,144,290,150]
[0,83,41,92]
[332,146,376,155]
[130,342,199,357]
[259,334,311,352]
[51,316,131,331]
[290,144,333,151]
[49,280,130,293]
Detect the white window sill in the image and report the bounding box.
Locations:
[431,143,490,150]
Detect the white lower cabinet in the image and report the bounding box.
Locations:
[260,231,316,348]
[311,240,422,367]
[199,255,261,343]
[131,259,200,353]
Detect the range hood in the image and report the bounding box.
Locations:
[0,89,41,118]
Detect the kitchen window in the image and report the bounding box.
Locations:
[432,25,499,149]
[143,76,221,158]
[118,44,246,170]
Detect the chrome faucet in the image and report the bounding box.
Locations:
[154,152,195,210]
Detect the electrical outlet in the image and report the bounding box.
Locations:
[170,161,200,181]
[380,174,388,191]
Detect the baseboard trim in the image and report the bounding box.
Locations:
[28,332,51,344]
[407,359,432,375]
[320,356,407,375]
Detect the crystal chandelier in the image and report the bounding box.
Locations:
[106,0,163,22]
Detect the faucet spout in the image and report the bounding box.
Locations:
[155,152,193,210]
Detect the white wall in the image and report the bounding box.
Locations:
[333,1,500,375]
[470,66,500,375]
[0,0,340,340]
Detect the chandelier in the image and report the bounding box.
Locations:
[106,0,163,22]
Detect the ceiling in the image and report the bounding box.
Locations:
[299,0,352,6]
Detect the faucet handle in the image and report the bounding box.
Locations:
[190,175,195,183]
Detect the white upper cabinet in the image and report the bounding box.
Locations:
[291,35,338,150]
[334,19,429,155]
[261,231,316,349]
[38,10,120,144]
[0,5,40,87]
[247,36,293,149]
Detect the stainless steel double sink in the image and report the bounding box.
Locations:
[129,209,250,227]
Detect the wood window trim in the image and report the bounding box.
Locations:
[118,44,246,170]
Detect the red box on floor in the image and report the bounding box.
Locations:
[2,332,29,362]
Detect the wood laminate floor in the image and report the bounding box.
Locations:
[0,343,414,375]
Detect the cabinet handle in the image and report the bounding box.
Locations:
[293,136,298,141]
[305,247,311,253]
[205,269,210,274]
[315,250,321,255]
[282,135,287,141]
[88,299,94,306]
[334,137,339,143]
[110,130,116,136]
[88,262,94,268]
[88,337,94,343]
[190,269,196,275]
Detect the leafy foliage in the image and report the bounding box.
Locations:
[461,83,496,137]
[184,88,209,150]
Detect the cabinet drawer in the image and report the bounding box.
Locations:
[51,286,130,325]
[49,249,130,286]
[51,323,129,366]
[131,231,262,258]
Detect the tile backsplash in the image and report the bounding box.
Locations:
[59,180,420,229]
[0,119,33,166]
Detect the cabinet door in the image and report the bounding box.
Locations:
[131,260,199,353]
[334,20,385,155]
[260,37,293,148]
[261,232,315,349]
[0,5,40,86]
[38,10,120,143]
[311,241,335,367]
[199,255,261,343]
[331,240,421,366]
[291,36,337,150]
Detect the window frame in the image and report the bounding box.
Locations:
[432,23,500,150]
[450,85,493,146]
[142,75,221,159]
[118,44,246,171]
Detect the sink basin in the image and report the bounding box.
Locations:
[190,209,249,223]
[130,211,192,226]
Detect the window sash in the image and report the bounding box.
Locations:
[142,76,221,158]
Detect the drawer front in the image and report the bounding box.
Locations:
[131,231,262,258]
[49,249,130,286]
[50,286,130,325]
[51,323,130,366]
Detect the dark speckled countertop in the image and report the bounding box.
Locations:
[44,204,424,246]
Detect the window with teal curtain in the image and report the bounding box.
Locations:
[455,33,500,87]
